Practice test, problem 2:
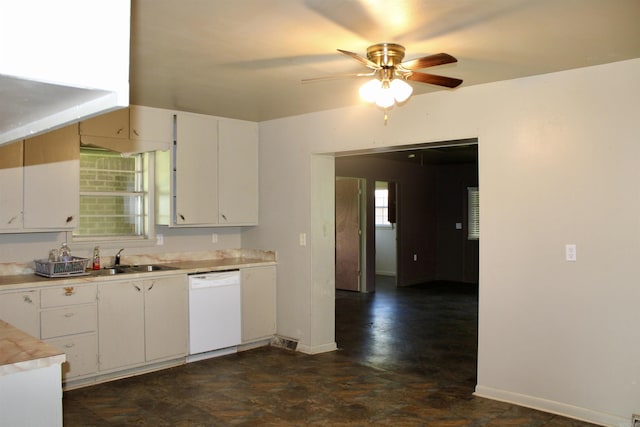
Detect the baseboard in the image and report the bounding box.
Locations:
[375,271,396,277]
[474,385,630,427]
[296,341,338,355]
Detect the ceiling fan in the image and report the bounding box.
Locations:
[303,43,462,114]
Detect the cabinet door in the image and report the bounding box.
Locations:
[79,108,129,138]
[97,281,145,371]
[0,290,39,337]
[23,124,79,229]
[218,119,259,225]
[47,333,98,380]
[144,275,188,361]
[130,106,173,143]
[241,266,276,343]
[0,141,23,230]
[174,112,219,225]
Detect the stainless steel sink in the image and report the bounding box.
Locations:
[98,264,177,275]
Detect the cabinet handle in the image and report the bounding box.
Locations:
[179,213,185,221]
[133,129,139,136]
[64,312,75,318]
[147,282,155,291]
[133,285,141,292]
[23,295,33,304]
[64,287,75,296]
[117,127,124,135]
[66,216,74,224]
[221,214,227,221]
[7,215,17,225]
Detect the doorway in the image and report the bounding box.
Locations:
[335,177,364,291]
[334,140,478,289]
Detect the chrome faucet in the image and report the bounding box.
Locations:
[115,248,124,266]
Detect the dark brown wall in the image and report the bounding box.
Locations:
[335,154,478,288]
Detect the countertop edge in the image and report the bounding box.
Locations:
[0,259,277,291]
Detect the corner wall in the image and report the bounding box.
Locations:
[244,59,640,426]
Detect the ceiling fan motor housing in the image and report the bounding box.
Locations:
[367,43,406,67]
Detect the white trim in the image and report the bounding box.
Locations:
[474,385,630,427]
[296,342,337,355]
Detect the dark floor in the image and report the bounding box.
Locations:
[63,277,596,426]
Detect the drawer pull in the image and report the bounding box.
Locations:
[64,287,75,296]
[64,313,75,318]
[133,285,141,292]
[64,343,75,349]
[148,282,154,291]
[23,295,33,304]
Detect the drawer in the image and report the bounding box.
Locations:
[47,333,98,380]
[41,305,97,339]
[41,284,97,308]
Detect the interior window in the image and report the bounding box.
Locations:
[73,147,150,240]
[375,186,391,227]
[468,186,479,240]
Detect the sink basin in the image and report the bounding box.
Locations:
[98,264,177,275]
[130,264,177,272]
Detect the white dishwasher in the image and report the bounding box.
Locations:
[188,270,241,362]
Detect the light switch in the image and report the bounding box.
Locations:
[565,244,576,261]
[299,233,307,246]
[455,223,462,230]
[156,234,164,246]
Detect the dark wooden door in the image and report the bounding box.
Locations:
[335,178,361,291]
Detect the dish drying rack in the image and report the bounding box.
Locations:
[34,257,90,278]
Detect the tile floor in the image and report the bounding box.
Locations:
[63,278,598,426]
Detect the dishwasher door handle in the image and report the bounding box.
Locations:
[190,281,238,290]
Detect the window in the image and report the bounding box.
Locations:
[73,147,150,240]
[468,187,479,240]
[375,188,391,227]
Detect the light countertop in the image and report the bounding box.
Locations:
[0,320,65,376]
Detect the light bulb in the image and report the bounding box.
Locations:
[375,86,395,108]
[359,79,382,103]
[390,78,413,102]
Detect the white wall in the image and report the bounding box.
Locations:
[244,58,640,426]
[0,227,242,266]
[375,227,396,276]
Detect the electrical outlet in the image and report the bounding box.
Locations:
[413,254,417,261]
[211,233,218,243]
[156,234,164,246]
[299,233,307,246]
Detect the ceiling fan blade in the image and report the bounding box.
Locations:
[337,49,380,70]
[406,72,463,88]
[302,71,376,83]
[399,53,457,70]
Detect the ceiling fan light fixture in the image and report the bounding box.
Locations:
[360,77,413,107]
[390,78,413,103]
[374,84,395,108]
[359,78,382,103]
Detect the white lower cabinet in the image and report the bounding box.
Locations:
[98,275,187,372]
[40,284,98,383]
[241,266,277,343]
[0,290,39,337]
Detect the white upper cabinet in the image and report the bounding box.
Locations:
[23,125,79,230]
[79,108,129,139]
[129,106,174,144]
[218,119,259,225]
[0,141,24,230]
[80,106,173,153]
[156,112,259,227]
[174,112,219,225]
[0,0,130,146]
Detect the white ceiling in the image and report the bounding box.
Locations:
[130,0,640,122]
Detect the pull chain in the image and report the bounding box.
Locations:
[384,108,388,125]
